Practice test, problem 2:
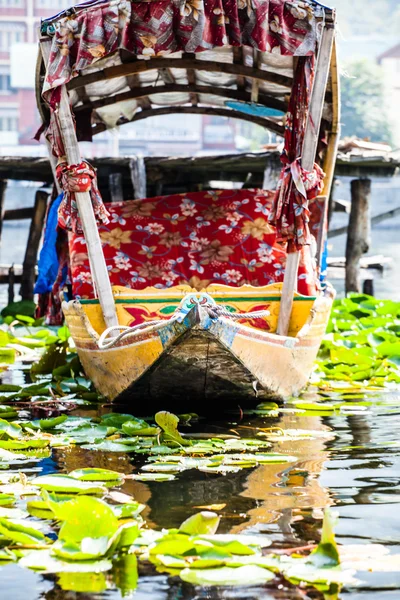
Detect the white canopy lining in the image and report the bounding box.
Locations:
[38,46,333,136]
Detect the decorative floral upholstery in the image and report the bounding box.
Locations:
[69,189,318,300]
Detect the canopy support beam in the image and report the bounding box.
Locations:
[277,23,335,337]
[74,83,287,115]
[67,58,293,92]
[57,86,119,328]
[92,105,285,137]
[316,38,340,270]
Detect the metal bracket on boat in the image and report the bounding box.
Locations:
[175,292,272,323]
[174,293,216,323]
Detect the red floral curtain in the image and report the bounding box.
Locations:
[41,0,318,95]
[268,56,325,253]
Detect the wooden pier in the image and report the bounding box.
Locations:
[0,138,398,300]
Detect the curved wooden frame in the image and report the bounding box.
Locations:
[66,57,293,92]
[92,105,285,136]
[74,83,288,114]
[36,49,293,136]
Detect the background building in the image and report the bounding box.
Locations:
[0,0,240,157]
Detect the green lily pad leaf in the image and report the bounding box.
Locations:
[150,533,195,556]
[155,411,191,446]
[81,441,139,453]
[52,537,111,561]
[1,300,36,319]
[0,384,21,393]
[121,419,160,437]
[31,343,67,379]
[57,326,70,342]
[17,383,51,398]
[29,415,68,431]
[0,406,18,419]
[152,554,188,569]
[179,511,220,536]
[0,492,15,506]
[132,473,176,482]
[0,438,49,451]
[0,517,47,545]
[31,475,106,495]
[57,496,119,542]
[292,401,336,412]
[0,418,22,440]
[180,565,275,586]
[99,414,134,428]
[0,548,17,562]
[68,468,124,482]
[141,462,184,473]
[200,533,272,549]
[111,502,145,519]
[0,348,15,365]
[116,521,140,549]
[19,549,112,573]
[64,425,109,444]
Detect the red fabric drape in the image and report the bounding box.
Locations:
[41,0,318,96]
[45,89,110,234]
[268,56,325,253]
[56,161,110,233]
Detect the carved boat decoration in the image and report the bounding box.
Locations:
[36,0,339,407]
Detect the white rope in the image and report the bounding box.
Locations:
[204,304,270,320]
[98,319,176,349]
[97,302,270,349]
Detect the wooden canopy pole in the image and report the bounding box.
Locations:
[57,87,119,328]
[40,40,118,329]
[316,38,341,269]
[277,21,335,336]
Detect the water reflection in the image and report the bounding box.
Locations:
[0,386,399,599]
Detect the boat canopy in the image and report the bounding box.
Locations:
[37,0,334,136]
[36,0,338,334]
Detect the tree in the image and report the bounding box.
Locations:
[340,59,392,144]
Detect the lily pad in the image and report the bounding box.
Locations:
[19,549,112,573]
[68,468,125,482]
[180,565,275,586]
[179,511,220,536]
[0,517,48,546]
[31,475,106,495]
[155,411,191,446]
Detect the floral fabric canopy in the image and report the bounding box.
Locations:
[42,0,323,95]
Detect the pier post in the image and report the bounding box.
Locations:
[0,179,7,244]
[20,188,48,301]
[345,178,371,294]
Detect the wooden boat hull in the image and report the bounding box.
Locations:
[63,283,335,409]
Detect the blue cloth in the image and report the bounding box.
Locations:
[34,192,63,294]
[320,239,328,283]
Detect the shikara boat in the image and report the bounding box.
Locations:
[36,0,339,407]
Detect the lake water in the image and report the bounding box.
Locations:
[0,363,399,599]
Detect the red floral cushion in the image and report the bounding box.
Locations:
[69,189,318,298]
